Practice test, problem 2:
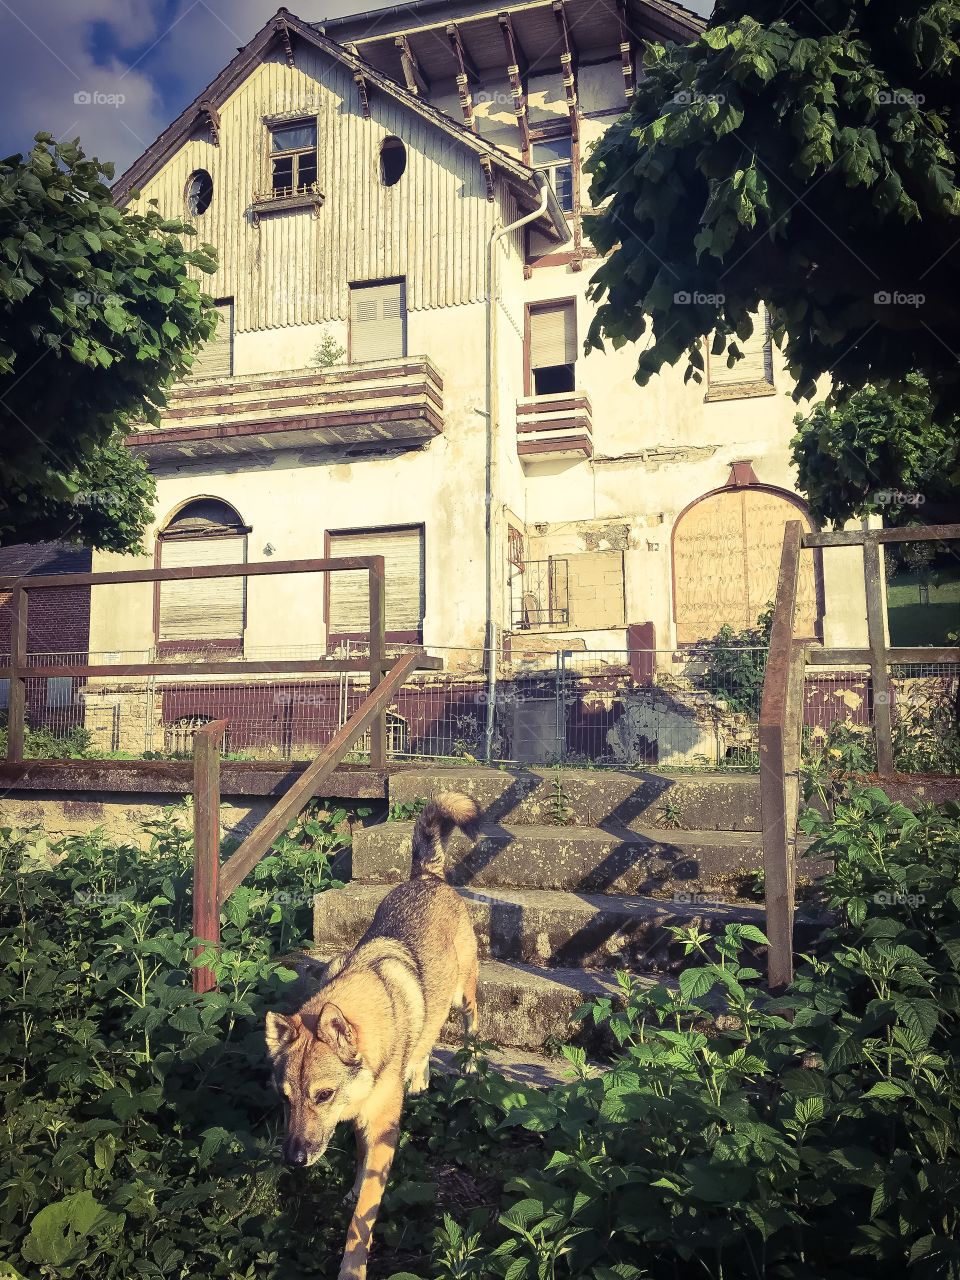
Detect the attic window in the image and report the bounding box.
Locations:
[186,169,213,216]
[270,119,318,196]
[380,137,406,187]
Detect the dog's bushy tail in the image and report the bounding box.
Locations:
[410,791,479,879]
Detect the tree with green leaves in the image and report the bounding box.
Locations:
[585,1,960,459]
[0,135,218,551]
[792,374,959,527]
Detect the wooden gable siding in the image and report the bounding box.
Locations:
[130,47,499,331]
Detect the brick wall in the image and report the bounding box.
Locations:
[0,543,92,734]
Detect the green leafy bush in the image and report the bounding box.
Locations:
[3,788,960,1279]
[691,605,772,716]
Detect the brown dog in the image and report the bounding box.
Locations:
[265,791,480,1280]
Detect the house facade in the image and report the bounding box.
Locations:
[87,0,868,693]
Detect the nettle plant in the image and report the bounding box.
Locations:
[394,786,960,1280]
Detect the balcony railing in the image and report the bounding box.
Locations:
[128,356,444,462]
[516,392,592,465]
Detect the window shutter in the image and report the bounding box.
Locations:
[350,282,406,362]
[711,308,772,385]
[189,301,234,380]
[530,303,577,369]
[159,536,246,641]
[328,528,424,633]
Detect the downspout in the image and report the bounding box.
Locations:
[483,173,551,762]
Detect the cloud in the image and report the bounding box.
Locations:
[0,0,167,170]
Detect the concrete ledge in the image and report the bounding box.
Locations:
[388,767,762,831]
[353,820,767,895]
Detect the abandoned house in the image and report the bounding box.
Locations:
[10,0,874,763]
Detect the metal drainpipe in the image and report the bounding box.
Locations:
[483,174,552,762]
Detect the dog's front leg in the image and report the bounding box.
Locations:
[338,1105,401,1280]
[344,1126,367,1205]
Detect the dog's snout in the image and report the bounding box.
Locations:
[283,1139,309,1168]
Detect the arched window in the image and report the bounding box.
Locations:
[379,137,407,187]
[185,169,213,216]
[157,499,248,650]
[672,485,821,643]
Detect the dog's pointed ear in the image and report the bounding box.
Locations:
[265,1011,302,1059]
[317,1002,361,1065]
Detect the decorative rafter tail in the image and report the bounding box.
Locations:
[274,16,295,67]
[346,43,372,119]
[447,24,478,132]
[479,154,496,201]
[395,33,430,97]
[616,0,636,99]
[498,12,531,158]
[198,98,221,144]
[552,0,580,140]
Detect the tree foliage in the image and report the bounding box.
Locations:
[585,1,960,424]
[0,135,218,550]
[792,374,960,526]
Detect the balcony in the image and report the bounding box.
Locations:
[516,392,593,466]
[128,357,444,463]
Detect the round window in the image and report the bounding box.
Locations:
[379,137,407,187]
[185,169,213,216]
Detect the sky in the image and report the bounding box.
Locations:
[0,0,714,178]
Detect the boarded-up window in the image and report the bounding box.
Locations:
[189,300,234,380]
[350,281,406,363]
[708,307,773,387]
[158,500,247,643]
[328,527,424,636]
[159,536,246,642]
[529,301,576,394]
[673,488,820,643]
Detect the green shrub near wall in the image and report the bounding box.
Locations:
[1,787,959,1278]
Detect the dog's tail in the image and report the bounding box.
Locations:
[410,791,479,879]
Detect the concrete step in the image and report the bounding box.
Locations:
[431,1044,604,1088]
[353,820,765,896]
[313,882,766,972]
[287,949,663,1052]
[388,766,761,831]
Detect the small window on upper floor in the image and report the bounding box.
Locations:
[270,119,318,197]
[350,280,407,363]
[186,169,213,216]
[532,134,574,214]
[707,306,774,395]
[380,136,407,187]
[528,300,577,396]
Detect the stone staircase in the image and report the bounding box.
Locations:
[311,767,789,1053]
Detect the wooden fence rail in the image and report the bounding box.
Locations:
[0,554,444,766]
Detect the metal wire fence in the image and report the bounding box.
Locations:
[2,644,957,774]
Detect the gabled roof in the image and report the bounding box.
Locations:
[112,7,568,241]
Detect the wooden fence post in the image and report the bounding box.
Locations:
[192,720,228,994]
[7,587,28,763]
[759,521,803,989]
[368,556,387,769]
[862,537,895,775]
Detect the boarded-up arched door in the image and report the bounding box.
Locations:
[673,487,821,643]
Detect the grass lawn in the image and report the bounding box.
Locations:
[887,570,960,646]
